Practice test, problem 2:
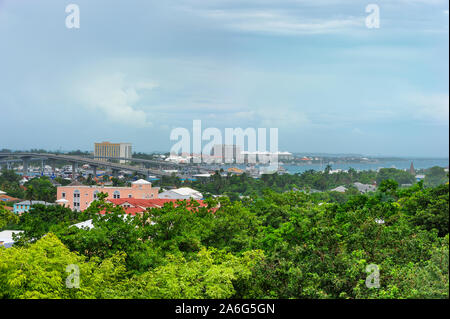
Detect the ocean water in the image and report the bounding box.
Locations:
[214,158,449,175]
[283,158,449,174]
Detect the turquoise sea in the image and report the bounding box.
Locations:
[216,158,449,175]
[283,158,449,174]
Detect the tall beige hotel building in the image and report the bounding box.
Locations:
[94,142,132,163]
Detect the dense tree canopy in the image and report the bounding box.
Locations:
[1,176,448,299]
[168,167,425,199]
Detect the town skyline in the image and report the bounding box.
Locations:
[1,0,448,157]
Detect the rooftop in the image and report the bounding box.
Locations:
[71,219,94,230]
[107,198,210,215]
[15,200,54,206]
[331,186,347,193]
[132,179,151,185]
[170,187,202,196]
[0,194,21,202]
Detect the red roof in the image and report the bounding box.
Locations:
[107,198,207,208]
[103,198,212,215]
[0,195,21,202]
[123,207,146,215]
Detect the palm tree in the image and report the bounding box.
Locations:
[25,184,34,207]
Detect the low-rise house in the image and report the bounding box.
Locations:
[70,198,212,230]
[227,167,244,174]
[353,182,377,194]
[415,174,426,181]
[107,198,209,215]
[158,187,203,200]
[2,206,13,212]
[330,186,347,193]
[56,179,159,211]
[193,173,212,178]
[0,194,21,203]
[71,219,95,230]
[13,200,54,214]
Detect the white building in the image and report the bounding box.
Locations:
[71,219,94,230]
[331,186,347,193]
[354,182,377,194]
[212,144,242,163]
[158,187,203,200]
[165,155,190,164]
[240,151,293,163]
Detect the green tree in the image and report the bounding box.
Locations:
[0,233,127,299]
[424,166,448,187]
[0,202,18,230]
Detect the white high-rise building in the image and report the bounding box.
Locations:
[211,144,242,163]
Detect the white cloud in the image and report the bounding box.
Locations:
[407,93,449,124]
[135,81,160,90]
[231,18,363,35]
[75,73,155,128]
[352,128,363,135]
[183,8,364,35]
[256,109,310,128]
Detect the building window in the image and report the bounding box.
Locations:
[113,191,120,199]
[73,190,81,211]
[62,192,66,198]
[94,191,99,200]
[128,194,132,198]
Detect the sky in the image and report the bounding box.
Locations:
[0,0,448,157]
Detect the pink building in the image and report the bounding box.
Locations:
[56,179,159,211]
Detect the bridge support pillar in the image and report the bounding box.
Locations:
[92,166,97,177]
[22,158,29,176]
[72,162,78,180]
[112,169,119,178]
[51,160,56,176]
[41,159,45,175]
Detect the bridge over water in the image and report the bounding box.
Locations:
[0,153,183,178]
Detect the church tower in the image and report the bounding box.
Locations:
[409,162,415,175]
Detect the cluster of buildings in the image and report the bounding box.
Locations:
[166,144,294,164]
[70,198,212,230]
[1,189,54,214]
[55,179,203,212]
[330,182,377,194]
[1,179,206,247]
[2,177,204,216]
